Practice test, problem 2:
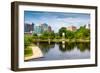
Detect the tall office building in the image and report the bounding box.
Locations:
[32,23,34,31]
[33,23,52,35]
[48,26,52,32]
[41,23,48,32]
[24,23,35,35]
[34,25,42,35]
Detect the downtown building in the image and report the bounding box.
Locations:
[24,23,34,35]
[34,23,52,35]
[34,25,43,35]
[24,22,52,35]
[67,25,77,31]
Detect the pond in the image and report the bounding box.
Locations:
[29,42,90,61]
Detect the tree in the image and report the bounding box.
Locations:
[32,33,37,36]
[49,31,55,39]
[75,26,90,39]
[24,35,33,48]
[41,31,50,39]
[55,33,60,39]
[66,30,75,39]
[59,27,76,39]
[59,27,67,37]
[32,33,38,39]
[39,31,55,39]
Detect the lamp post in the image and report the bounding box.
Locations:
[62,32,65,44]
[62,32,65,39]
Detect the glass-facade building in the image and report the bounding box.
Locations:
[34,26,43,35]
[24,23,52,35]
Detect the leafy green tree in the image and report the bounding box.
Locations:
[75,26,90,39]
[49,31,55,39]
[24,35,33,48]
[41,31,49,39]
[32,33,37,36]
[66,30,75,39]
[59,27,76,39]
[32,33,38,39]
[59,27,67,37]
[40,31,55,39]
[55,33,61,39]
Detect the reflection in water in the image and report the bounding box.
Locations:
[30,42,90,61]
[59,42,76,52]
[76,42,90,52]
[38,42,55,54]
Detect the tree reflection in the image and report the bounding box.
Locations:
[76,42,90,52]
[38,42,55,54]
[58,43,67,52]
[36,42,90,54]
[59,42,76,52]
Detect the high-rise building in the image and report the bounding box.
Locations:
[41,23,48,32]
[67,25,77,31]
[33,23,52,35]
[34,26,42,35]
[48,26,52,32]
[32,23,34,31]
[24,23,34,35]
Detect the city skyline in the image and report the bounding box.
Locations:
[24,11,90,33]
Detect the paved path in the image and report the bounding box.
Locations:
[24,46,43,61]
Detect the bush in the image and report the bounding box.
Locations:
[24,35,33,48]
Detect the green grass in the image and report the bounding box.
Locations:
[24,47,33,57]
[32,39,90,43]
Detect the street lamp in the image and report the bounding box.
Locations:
[62,32,65,44]
[62,32,65,38]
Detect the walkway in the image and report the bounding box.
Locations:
[24,46,43,61]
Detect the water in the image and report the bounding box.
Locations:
[30,42,90,61]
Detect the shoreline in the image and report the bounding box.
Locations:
[32,39,90,43]
[24,46,43,61]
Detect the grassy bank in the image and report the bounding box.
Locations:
[32,39,90,43]
[24,44,37,57]
[24,47,33,57]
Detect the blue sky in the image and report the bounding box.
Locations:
[24,11,90,33]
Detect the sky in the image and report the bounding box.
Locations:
[24,11,90,33]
